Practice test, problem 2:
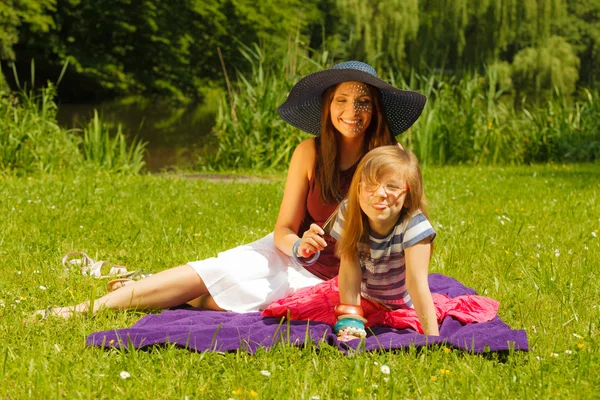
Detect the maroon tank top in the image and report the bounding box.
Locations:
[297,163,358,280]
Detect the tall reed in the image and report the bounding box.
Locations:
[203,42,330,170]
[0,84,148,175]
[82,110,148,174]
[206,44,600,170]
[0,83,81,174]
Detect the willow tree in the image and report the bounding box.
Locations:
[331,0,420,73]
[404,0,567,73]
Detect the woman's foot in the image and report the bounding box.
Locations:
[30,306,81,322]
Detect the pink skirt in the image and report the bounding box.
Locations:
[262,277,499,333]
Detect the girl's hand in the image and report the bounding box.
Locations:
[297,223,327,257]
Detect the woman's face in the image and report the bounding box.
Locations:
[329,81,373,139]
[358,170,408,235]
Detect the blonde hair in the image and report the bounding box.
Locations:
[316,83,397,204]
[336,145,428,258]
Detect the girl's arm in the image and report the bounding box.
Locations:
[405,239,439,336]
[274,139,327,257]
[338,253,362,305]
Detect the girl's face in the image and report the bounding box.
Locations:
[329,81,373,139]
[358,170,408,235]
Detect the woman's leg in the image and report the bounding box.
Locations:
[187,294,226,311]
[39,264,210,318]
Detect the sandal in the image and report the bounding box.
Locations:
[62,252,137,279]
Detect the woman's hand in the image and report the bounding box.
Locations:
[296,223,327,257]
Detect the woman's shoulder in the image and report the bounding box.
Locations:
[294,137,317,157]
[289,137,317,180]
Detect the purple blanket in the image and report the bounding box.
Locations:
[87,274,528,353]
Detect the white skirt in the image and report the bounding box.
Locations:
[188,233,323,313]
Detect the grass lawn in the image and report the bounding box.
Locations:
[1,164,599,399]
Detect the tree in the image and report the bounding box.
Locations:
[0,0,55,88]
[14,0,321,100]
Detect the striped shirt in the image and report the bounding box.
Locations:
[330,200,436,309]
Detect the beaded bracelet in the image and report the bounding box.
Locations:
[292,239,320,266]
[333,317,367,339]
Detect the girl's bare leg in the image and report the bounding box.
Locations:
[37,265,214,318]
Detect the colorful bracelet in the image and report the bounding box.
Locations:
[334,304,364,318]
[337,314,368,324]
[292,239,320,266]
[333,317,367,338]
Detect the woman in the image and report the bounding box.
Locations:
[36,61,426,318]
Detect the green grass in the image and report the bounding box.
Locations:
[1,164,599,399]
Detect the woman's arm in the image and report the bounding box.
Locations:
[338,253,362,305]
[405,239,439,336]
[274,139,327,257]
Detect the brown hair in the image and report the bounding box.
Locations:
[315,83,397,204]
[336,146,428,259]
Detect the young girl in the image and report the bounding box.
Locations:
[34,62,428,319]
[263,146,497,340]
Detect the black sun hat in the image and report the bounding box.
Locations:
[277,61,427,136]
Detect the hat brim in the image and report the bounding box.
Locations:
[277,69,426,136]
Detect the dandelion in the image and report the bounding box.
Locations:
[109,339,115,345]
[356,388,363,393]
[440,368,452,375]
[573,333,583,339]
[260,370,271,377]
[199,388,205,392]
[443,348,452,354]
[550,353,559,358]
[577,343,584,349]
[380,365,390,374]
[39,286,47,291]
[250,390,259,398]
[119,371,131,379]
[430,376,438,382]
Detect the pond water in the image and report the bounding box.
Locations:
[56,97,219,172]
